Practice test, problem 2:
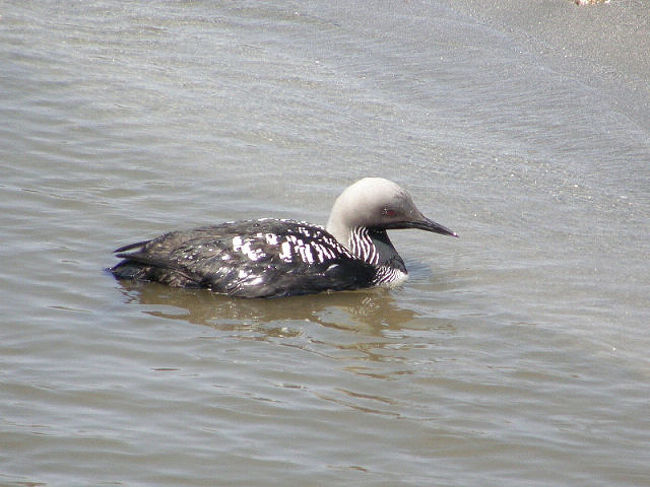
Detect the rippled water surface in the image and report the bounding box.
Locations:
[2,1,649,486]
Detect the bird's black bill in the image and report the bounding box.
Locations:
[383,216,458,238]
[408,217,458,237]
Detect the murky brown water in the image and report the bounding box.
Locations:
[2,1,648,486]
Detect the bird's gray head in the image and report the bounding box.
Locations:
[326,177,457,248]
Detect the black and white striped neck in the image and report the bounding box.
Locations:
[348,226,408,286]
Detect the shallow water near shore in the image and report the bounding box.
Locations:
[1,1,649,486]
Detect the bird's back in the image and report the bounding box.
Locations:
[111,219,377,298]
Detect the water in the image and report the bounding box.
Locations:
[1,1,648,486]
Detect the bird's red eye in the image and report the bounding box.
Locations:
[383,208,396,217]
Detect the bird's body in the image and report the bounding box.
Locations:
[111,178,457,298]
[111,218,379,298]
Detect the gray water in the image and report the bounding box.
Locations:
[1,1,649,486]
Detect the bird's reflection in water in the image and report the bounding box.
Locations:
[115,280,427,336]
[114,280,458,384]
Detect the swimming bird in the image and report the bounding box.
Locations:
[110,177,457,298]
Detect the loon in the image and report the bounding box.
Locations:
[110,177,457,298]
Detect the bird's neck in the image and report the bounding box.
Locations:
[348,227,406,272]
